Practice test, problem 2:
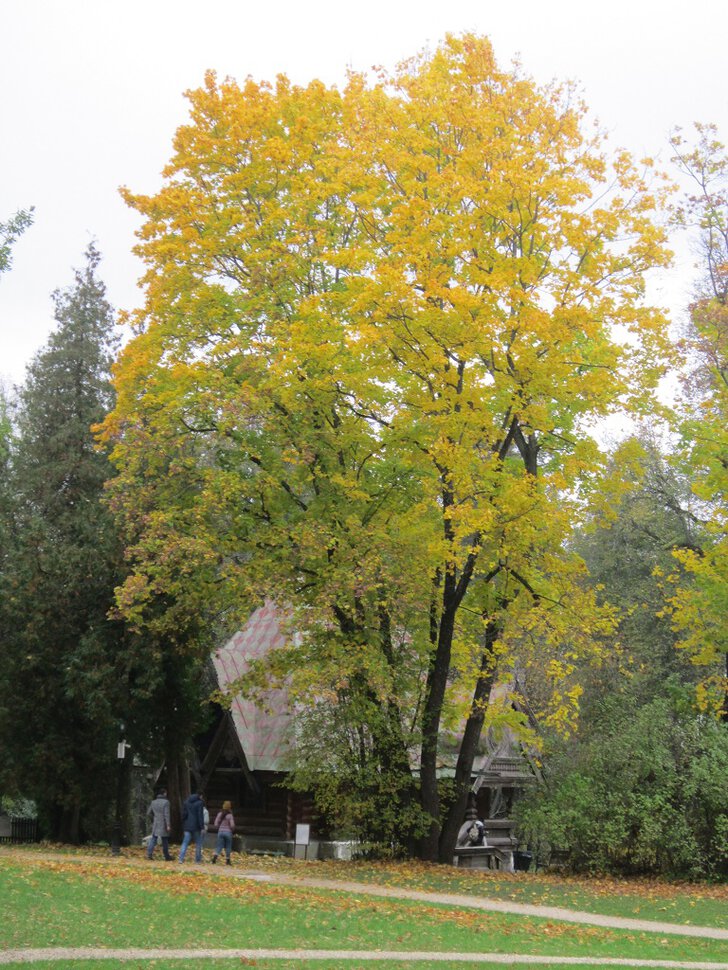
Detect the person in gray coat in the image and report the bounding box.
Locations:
[146,789,172,860]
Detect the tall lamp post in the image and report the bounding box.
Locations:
[111,730,129,856]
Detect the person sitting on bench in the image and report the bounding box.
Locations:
[456,818,486,847]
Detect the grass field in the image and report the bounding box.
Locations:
[1,847,727,968]
[12,843,728,927]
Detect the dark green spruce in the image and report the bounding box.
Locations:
[0,244,126,842]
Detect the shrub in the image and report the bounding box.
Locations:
[516,697,728,878]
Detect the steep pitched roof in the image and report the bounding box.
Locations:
[212,603,293,772]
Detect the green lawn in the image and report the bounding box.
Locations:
[0,852,727,968]
[13,844,728,929]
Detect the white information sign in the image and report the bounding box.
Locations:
[295,823,311,846]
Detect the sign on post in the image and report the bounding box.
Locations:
[294,823,311,860]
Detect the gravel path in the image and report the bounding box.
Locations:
[0,950,728,967]
[245,873,728,941]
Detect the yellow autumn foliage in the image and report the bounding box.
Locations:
[99,34,674,857]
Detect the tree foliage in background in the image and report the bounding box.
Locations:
[100,35,673,860]
[519,697,728,878]
[0,389,15,614]
[576,438,703,705]
[665,124,728,717]
[0,208,33,278]
[516,438,728,878]
[514,124,728,878]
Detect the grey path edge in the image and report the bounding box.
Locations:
[1,951,728,968]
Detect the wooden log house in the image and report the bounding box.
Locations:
[167,603,538,859]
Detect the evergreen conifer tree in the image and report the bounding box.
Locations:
[0,244,125,842]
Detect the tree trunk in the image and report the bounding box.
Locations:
[438,619,500,862]
[58,799,81,844]
[419,582,458,861]
[166,749,190,841]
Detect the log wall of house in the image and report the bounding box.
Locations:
[202,768,323,840]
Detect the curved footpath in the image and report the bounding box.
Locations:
[1,853,727,966]
[253,873,728,941]
[0,949,727,967]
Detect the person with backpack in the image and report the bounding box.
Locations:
[178,791,205,863]
[211,800,235,866]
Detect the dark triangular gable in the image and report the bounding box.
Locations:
[194,706,260,797]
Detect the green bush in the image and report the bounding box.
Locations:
[516,697,728,878]
[0,795,37,819]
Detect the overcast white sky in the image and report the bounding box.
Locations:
[1,0,726,388]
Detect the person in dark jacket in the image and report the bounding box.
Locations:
[178,792,205,863]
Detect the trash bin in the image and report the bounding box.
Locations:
[513,850,532,872]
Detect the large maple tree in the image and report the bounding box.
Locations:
[101,35,672,860]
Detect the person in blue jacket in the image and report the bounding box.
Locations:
[178,791,205,863]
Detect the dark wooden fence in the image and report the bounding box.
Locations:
[0,817,39,844]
